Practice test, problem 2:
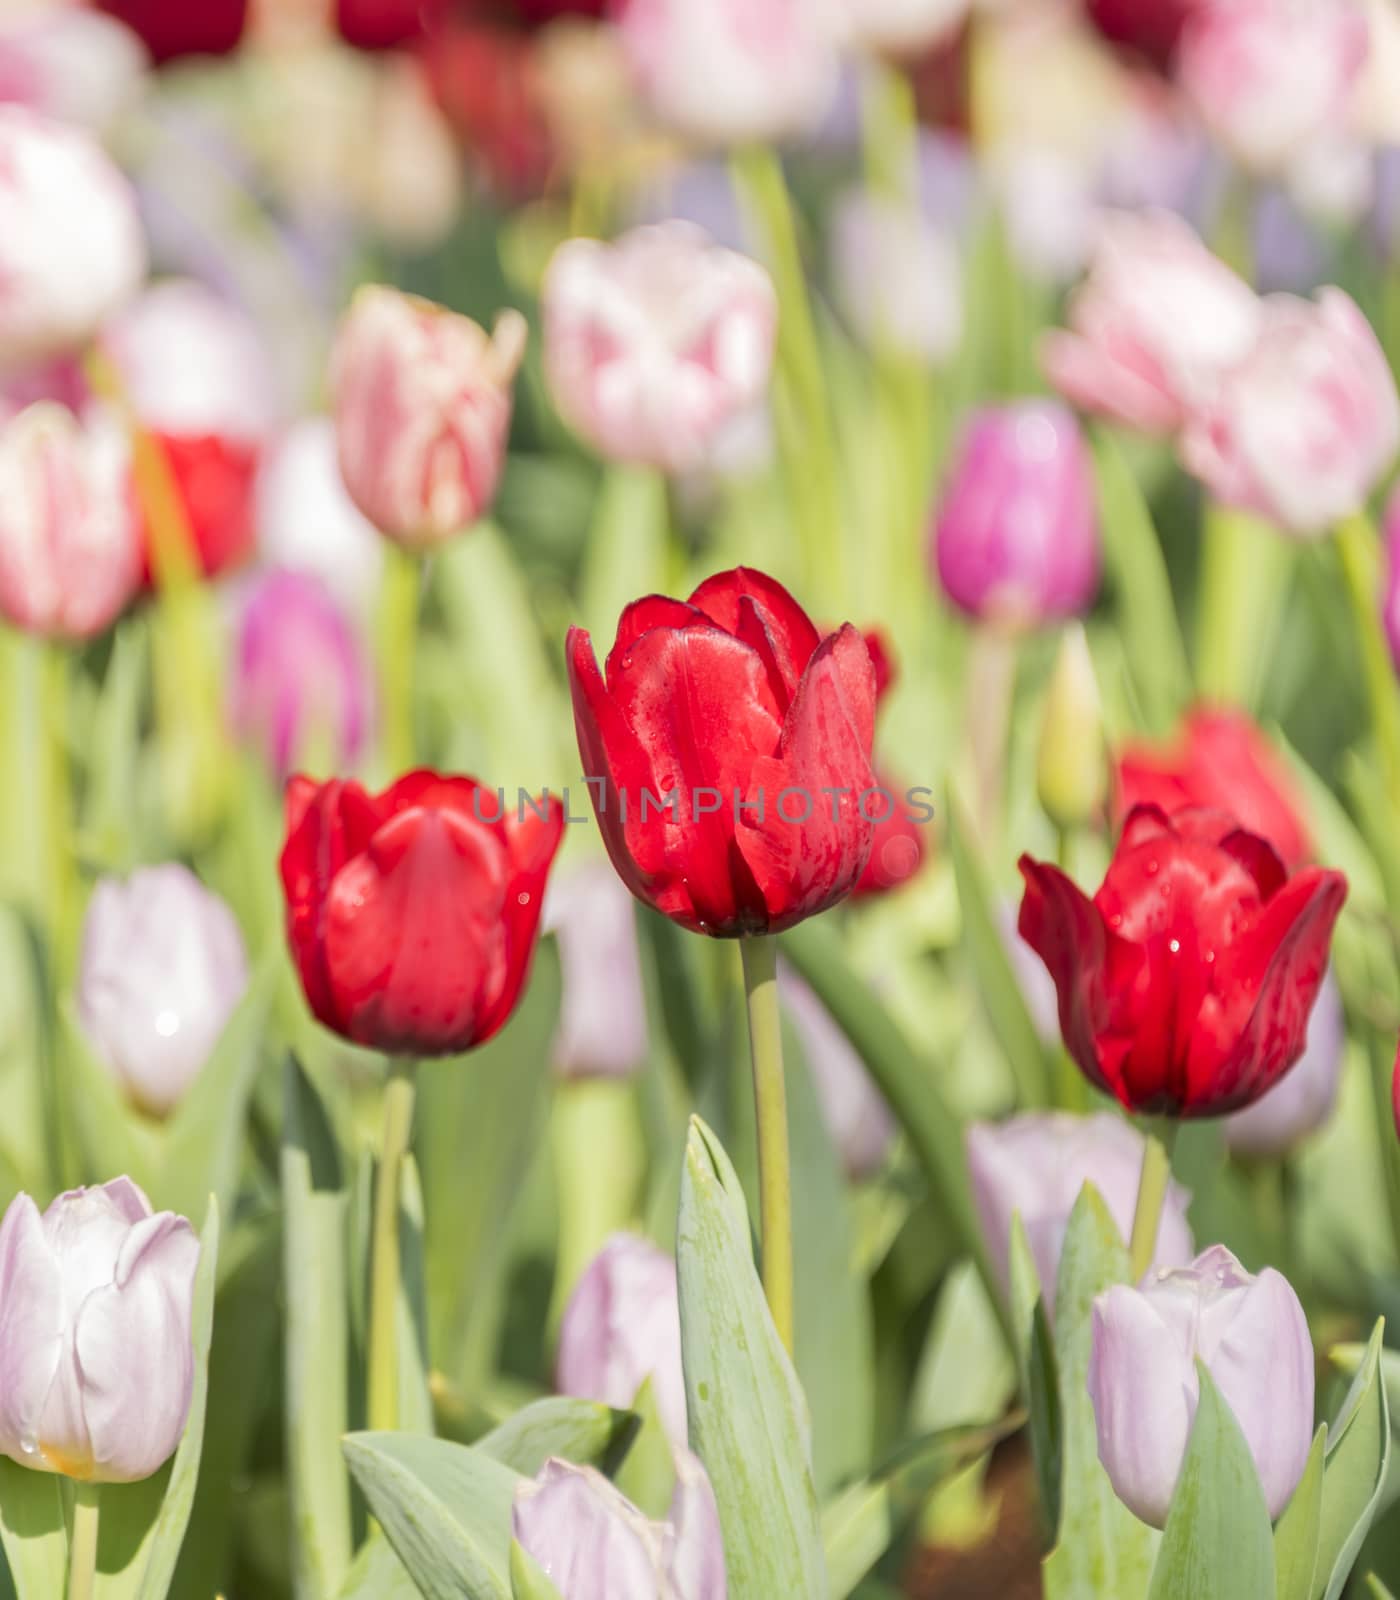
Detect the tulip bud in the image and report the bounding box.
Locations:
[931,401,1100,627]
[1225,969,1344,1156]
[78,865,250,1117]
[0,107,146,372]
[555,1234,687,1447]
[829,191,963,364]
[0,1179,199,1482]
[0,403,141,642]
[543,222,777,475]
[1088,1245,1314,1527]
[1036,624,1107,830]
[545,864,649,1080]
[330,286,526,551]
[966,1112,1194,1319]
[1084,0,1200,73]
[0,9,148,131]
[1180,289,1400,537]
[92,0,248,65]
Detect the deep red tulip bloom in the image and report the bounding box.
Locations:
[93,0,248,64]
[280,770,564,1054]
[851,627,927,900]
[337,0,448,50]
[138,433,259,586]
[567,568,878,937]
[1115,707,1310,869]
[1083,0,1202,73]
[1019,805,1346,1116]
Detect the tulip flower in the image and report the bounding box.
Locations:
[92,0,247,64]
[78,865,250,1117]
[1019,804,1346,1116]
[836,0,970,59]
[229,569,372,780]
[543,223,778,475]
[330,286,526,551]
[1088,1245,1314,1526]
[545,863,649,1079]
[1042,211,1262,437]
[513,1451,725,1600]
[280,770,564,1054]
[1036,624,1108,831]
[0,108,146,373]
[613,0,839,147]
[967,1112,1194,1317]
[998,902,1060,1044]
[1225,968,1344,1156]
[0,1179,199,1482]
[931,401,1101,626]
[0,9,148,131]
[1180,289,1400,537]
[1116,708,1311,869]
[0,403,141,641]
[1178,0,1369,175]
[567,567,878,937]
[336,0,447,50]
[555,1233,687,1444]
[828,191,963,365]
[1084,0,1201,73]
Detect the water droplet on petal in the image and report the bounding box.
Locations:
[516,891,530,907]
[1168,938,1180,954]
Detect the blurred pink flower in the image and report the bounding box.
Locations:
[543,222,777,474]
[1180,288,1400,534]
[828,190,963,363]
[1042,211,1262,436]
[836,0,970,58]
[0,9,147,131]
[545,862,649,1080]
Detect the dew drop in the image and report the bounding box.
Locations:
[1168,938,1180,954]
[1145,858,1159,876]
[516,891,530,907]
[18,1434,36,1457]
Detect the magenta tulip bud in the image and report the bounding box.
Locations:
[545,863,649,1080]
[0,107,145,372]
[966,1112,1194,1318]
[931,401,1100,626]
[1181,288,1400,536]
[828,191,963,364]
[0,1179,199,1482]
[1088,1245,1314,1527]
[0,9,148,131]
[0,402,141,641]
[554,1233,687,1448]
[513,1451,725,1600]
[543,222,777,475]
[79,865,250,1117]
[1226,968,1344,1157]
[1043,211,1262,437]
[330,286,526,551]
[230,569,372,779]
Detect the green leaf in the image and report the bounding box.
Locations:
[579,465,669,647]
[477,1398,639,1481]
[509,1542,563,1600]
[337,1535,419,1600]
[1315,1320,1390,1600]
[1274,1426,1326,1600]
[60,1004,161,1197]
[342,1433,519,1600]
[396,1154,434,1437]
[1043,1186,1158,1600]
[0,1463,67,1600]
[677,1117,828,1600]
[1009,1215,1061,1534]
[1147,1363,1276,1600]
[612,1379,676,1520]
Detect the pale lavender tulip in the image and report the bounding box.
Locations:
[543,223,777,475]
[966,1112,1194,1318]
[828,190,963,364]
[996,903,1060,1045]
[513,1452,725,1600]
[555,1234,687,1448]
[1226,969,1344,1156]
[230,568,371,779]
[1180,288,1400,535]
[0,1179,199,1482]
[79,865,249,1117]
[1088,1245,1314,1526]
[931,401,1100,626]
[0,8,147,131]
[545,863,648,1080]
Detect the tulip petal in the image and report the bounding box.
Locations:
[689,566,821,696]
[475,794,566,1043]
[606,597,711,684]
[513,1458,668,1599]
[0,1195,62,1468]
[667,1446,727,1600]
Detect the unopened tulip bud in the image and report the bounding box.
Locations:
[92,0,247,65]
[554,1233,687,1447]
[1036,624,1107,830]
[1088,1245,1314,1527]
[0,1179,199,1482]
[330,286,526,551]
[1226,969,1344,1157]
[544,222,777,475]
[546,864,648,1080]
[0,403,141,642]
[79,865,250,1117]
[0,107,146,372]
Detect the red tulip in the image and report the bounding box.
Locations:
[336,0,448,50]
[1019,805,1345,1116]
[139,432,259,586]
[1083,0,1201,74]
[567,568,878,937]
[280,770,564,1054]
[851,627,927,900]
[1115,708,1310,869]
[92,0,248,65]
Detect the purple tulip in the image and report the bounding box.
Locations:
[0,1179,199,1482]
[1088,1245,1314,1527]
[545,863,649,1080]
[1226,968,1344,1156]
[931,401,1100,626]
[554,1234,687,1448]
[229,568,371,779]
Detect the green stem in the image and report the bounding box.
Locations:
[41,644,74,975]
[67,1481,100,1600]
[740,935,795,1355]
[378,547,421,776]
[367,1058,417,1434]
[1128,1128,1177,1280]
[1336,511,1400,808]
[1196,504,1290,707]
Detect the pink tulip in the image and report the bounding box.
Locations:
[330,286,526,550]
[1180,288,1400,535]
[544,222,777,474]
[1042,211,1262,437]
[0,8,148,131]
